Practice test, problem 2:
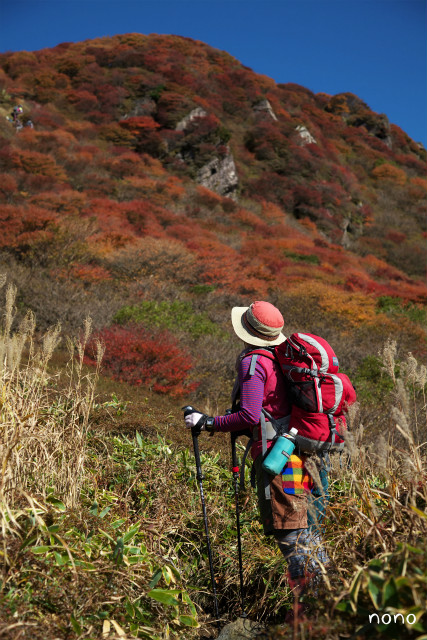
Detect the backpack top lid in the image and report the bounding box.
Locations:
[283,333,340,375]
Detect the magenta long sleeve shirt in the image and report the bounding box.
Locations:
[213,350,291,459]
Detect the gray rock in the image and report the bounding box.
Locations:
[340,217,351,248]
[253,99,278,121]
[197,149,239,198]
[347,112,392,148]
[122,98,157,119]
[216,617,265,640]
[295,125,317,145]
[176,107,208,131]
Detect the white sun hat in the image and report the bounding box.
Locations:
[231,301,286,347]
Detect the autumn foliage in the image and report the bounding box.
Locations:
[0,32,425,394]
[84,325,197,397]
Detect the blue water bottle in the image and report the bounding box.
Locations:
[262,427,299,476]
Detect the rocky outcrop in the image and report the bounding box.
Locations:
[252,99,278,121]
[175,107,208,131]
[340,209,364,248]
[348,112,392,148]
[197,148,239,198]
[171,107,239,197]
[341,217,351,248]
[216,617,265,640]
[296,124,317,145]
[124,98,157,118]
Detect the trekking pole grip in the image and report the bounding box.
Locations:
[183,405,195,418]
[182,406,204,479]
[183,406,199,430]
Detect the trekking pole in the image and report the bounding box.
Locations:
[183,406,221,631]
[230,431,248,618]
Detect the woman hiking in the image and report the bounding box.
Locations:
[183,301,330,618]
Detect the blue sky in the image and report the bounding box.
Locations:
[1,0,426,146]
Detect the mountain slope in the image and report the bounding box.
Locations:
[0,33,425,406]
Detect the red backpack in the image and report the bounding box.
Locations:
[274,333,357,452]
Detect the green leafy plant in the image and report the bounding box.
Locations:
[336,543,427,638]
[352,355,395,403]
[113,300,223,338]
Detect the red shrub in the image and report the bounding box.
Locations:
[67,89,99,112]
[14,149,67,181]
[59,263,111,283]
[386,230,406,244]
[119,116,160,136]
[0,204,58,250]
[84,325,196,397]
[0,174,18,202]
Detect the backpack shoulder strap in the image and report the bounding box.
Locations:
[242,348,277,377]
[244,348,277,361]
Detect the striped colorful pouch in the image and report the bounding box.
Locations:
[282,454,314,495]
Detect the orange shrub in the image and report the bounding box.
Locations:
[287,281,378,326]
[69,264,111,282]
[410,177,427,192]
[15,149,67,181]
[260,200,286,222]
[99,123,135,147]
[371,163,407,185]
[30,190,88,215]
[119,116,160,135]
[408,176,427,201]
[362,254,409,281]
[194,186,224,208]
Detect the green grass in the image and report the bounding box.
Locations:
[113,300,224,338]
[3,416,426,639]
[283,251,320,265]
[1,428,294,639]
[352,355,395,404]
[1,295,426,639]
[377,296,427,327]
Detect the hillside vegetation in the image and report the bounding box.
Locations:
[0,282,426,640]
[0,33,426,401]
[0,33,426,639]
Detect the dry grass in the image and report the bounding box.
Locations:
[0,280,104,512]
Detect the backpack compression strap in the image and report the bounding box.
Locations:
[282,361,343,448]
[327,413,338,447]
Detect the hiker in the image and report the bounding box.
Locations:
[184,301,331,611]
[11,105,23,123]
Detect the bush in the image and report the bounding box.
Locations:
[352,355,395,404]
[336,543,427,638]
[85,324,197,397]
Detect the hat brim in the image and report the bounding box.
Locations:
[231,306,286,347]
